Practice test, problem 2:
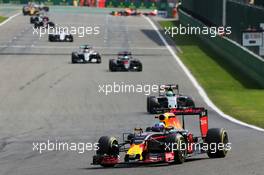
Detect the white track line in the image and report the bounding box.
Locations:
[143,15,264,132]
[0,12,20,27]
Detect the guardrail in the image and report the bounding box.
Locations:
[179,9,264,88]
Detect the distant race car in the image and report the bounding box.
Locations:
[32,16,55,28]
[30,13,41,24]
[92,107,230,167]
[22,3,49,16]
[111,8,157,16]
[109,51,142,72]
[48,28,73,42]
[71,45,101,64]
[147,84,195,114]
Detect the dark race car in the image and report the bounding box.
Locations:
[92,108,230,167]
[33,16,55,28]
[71,45,101,64]
[30,13,41,24]
[48,28,73,42]
[109,51,142,72]
[147,84,195,114]
[111,8,157,16]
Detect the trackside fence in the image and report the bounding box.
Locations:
[179,9,264,88]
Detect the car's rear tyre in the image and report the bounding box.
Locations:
[205,128,229,158]
[177,96,195,109]
[69,35,73,42]
[48,35,53,42]
[34,23,38,29]
[147,96,158,114]
[71,56,76,64]
[30,17,34,24]
[96,55,101,63]
[138,63,142,72]
[109,60,115,72]
[48,22,55,28]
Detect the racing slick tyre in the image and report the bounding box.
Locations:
[177,97,195,109]
[165,134,187,164]
[205,128,229,158]
[147,96,158,114]
[30,17,35,24]
[71,54,77,64]
[48,35,54,42]
[67,35,74,42]
[97,58,101,63]
[96,136,119,156]
[96,55,101,63]
[34,23,39,29]
[47,22,55,28]
[137,63,142,72]
[23,9,28,16]
[96,136,119,167]
[109,60,116,72]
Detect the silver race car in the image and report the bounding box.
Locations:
[48,28,73,42]
[71,45,101,64]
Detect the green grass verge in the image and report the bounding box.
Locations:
[160,20,264,128]
[0,16,7,23]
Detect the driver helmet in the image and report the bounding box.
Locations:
[166,90,174,97]
[124,55,129,59]
[153,122,165,131]
[84,48,89,53]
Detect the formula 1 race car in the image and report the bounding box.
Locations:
[111,8,141,16]
[111,8,157,16]
[92,108,230,167]
[48,28,73,42]
[30,13,42,24]
[147,84,195,114]
[32,16,55,28]
[71,45,101,64]
[22,3,49,16]
[109,51,142,72]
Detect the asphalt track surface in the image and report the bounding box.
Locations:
[0,6,263,175]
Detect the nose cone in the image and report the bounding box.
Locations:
[126,144,144,160]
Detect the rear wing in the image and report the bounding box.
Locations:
[159,84,179,96]
[169,108,208,138]
[169,107,207,116]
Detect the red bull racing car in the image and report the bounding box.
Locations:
[92,108,230,167]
